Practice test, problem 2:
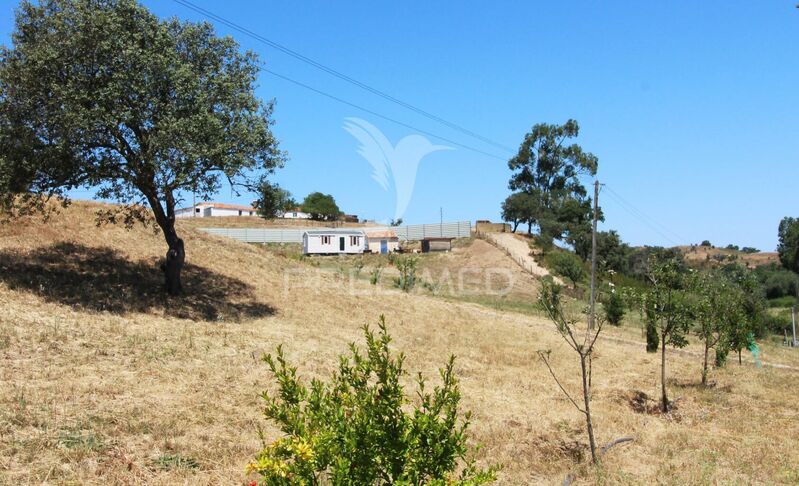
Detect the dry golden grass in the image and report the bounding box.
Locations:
[678,245,779,268]
[2,201,799,485]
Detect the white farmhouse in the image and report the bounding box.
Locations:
[175,202,257,218]
[302,229,366,255]
[279,208,312,220]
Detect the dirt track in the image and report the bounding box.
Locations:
[481,232,553,278]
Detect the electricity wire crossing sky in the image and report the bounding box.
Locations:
[0,1,796,250]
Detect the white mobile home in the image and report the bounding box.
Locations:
[302,229,366,255]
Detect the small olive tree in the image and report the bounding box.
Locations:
[642,259,691,412]
[689,271,744,385]
[538,278,605,463]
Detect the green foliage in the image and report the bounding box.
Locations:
[506,120,598,245]
[724,244,739,251]
[394,255,419,291]
[545,251,585,288]
[642,258,691,409]
[753,263,799,299]
[689,270,749,383]
[768,296,798,308]
[254,181,294,219]
[741,247,759,254]
[603,289,626,326]
[700,240,712,247]
[645,321,659,353]
[0,0,282,294]
[0,0,282,235]
[301,192,341,221]
[778,217,799,274]
[153,454,200,471]
[251,316,497,485]
[500,192,539,234]
[389,218,403,226]
[369,266,383,286]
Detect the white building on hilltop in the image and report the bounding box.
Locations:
[175,202,257,218]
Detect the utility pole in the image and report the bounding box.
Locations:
[440,206,443,237]
[588,180,600,330]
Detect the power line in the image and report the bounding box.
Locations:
[263,68,506,160]
[171,0,516,154]
[602,185,686,246]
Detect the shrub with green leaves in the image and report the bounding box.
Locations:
[545,251,585,288]
[603,289,626,326]
[394,255,418,291]
[250,316,497,485]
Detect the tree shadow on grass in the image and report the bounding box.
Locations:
[0,242,275,321]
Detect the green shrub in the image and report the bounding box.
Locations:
[545,251,585,288]
[767,296,797,308]
[369,266,383,286]
[250,316,497,485]
[700,240,712,247]
[646,320,659,353]
[603,290,626,326]
[394,255,418,291]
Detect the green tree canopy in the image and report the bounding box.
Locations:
[0,0,283,295]
[778,217,799,274]
[500,191,538,233]
[507,120,598,246]
[301,192,340,221]
[254,181,293,219]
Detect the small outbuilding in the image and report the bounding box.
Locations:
[421,237,454,253]
[302,229,366,255]
[366,230,400,254]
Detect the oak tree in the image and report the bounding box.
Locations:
[0,0,283,295]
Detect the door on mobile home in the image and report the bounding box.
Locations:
[339,237,345,252]
[380,240,388,254]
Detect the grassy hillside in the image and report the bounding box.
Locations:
[2,202,799,484]
[679,245,779,268]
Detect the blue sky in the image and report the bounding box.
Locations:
[1,1,797,250]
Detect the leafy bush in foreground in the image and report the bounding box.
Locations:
[249,316,496,485]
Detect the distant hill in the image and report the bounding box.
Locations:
[677,245,779,268]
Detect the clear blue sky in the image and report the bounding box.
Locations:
[1,1,797,250]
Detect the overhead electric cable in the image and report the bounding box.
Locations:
[263,68,506,160]
[171,0,516,154]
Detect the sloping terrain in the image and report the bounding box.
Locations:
[1,202,799,485]
[679,245,779,268]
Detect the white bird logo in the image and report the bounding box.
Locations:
[344,117,452,222]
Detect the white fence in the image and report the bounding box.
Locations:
[199,221,472,244]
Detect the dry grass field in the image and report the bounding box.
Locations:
[678,245,779,268]
[2,202,799,485]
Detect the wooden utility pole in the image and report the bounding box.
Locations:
[588,180,600,329]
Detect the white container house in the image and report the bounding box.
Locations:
[302,229,366,255]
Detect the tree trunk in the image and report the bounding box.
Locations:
[163,237,185,296]
[580,354,597,463]
[738,349,742,365]
[145,192,185,296]
[660,336,669,413]
[701,342,709,386]
[512,221,519,233]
